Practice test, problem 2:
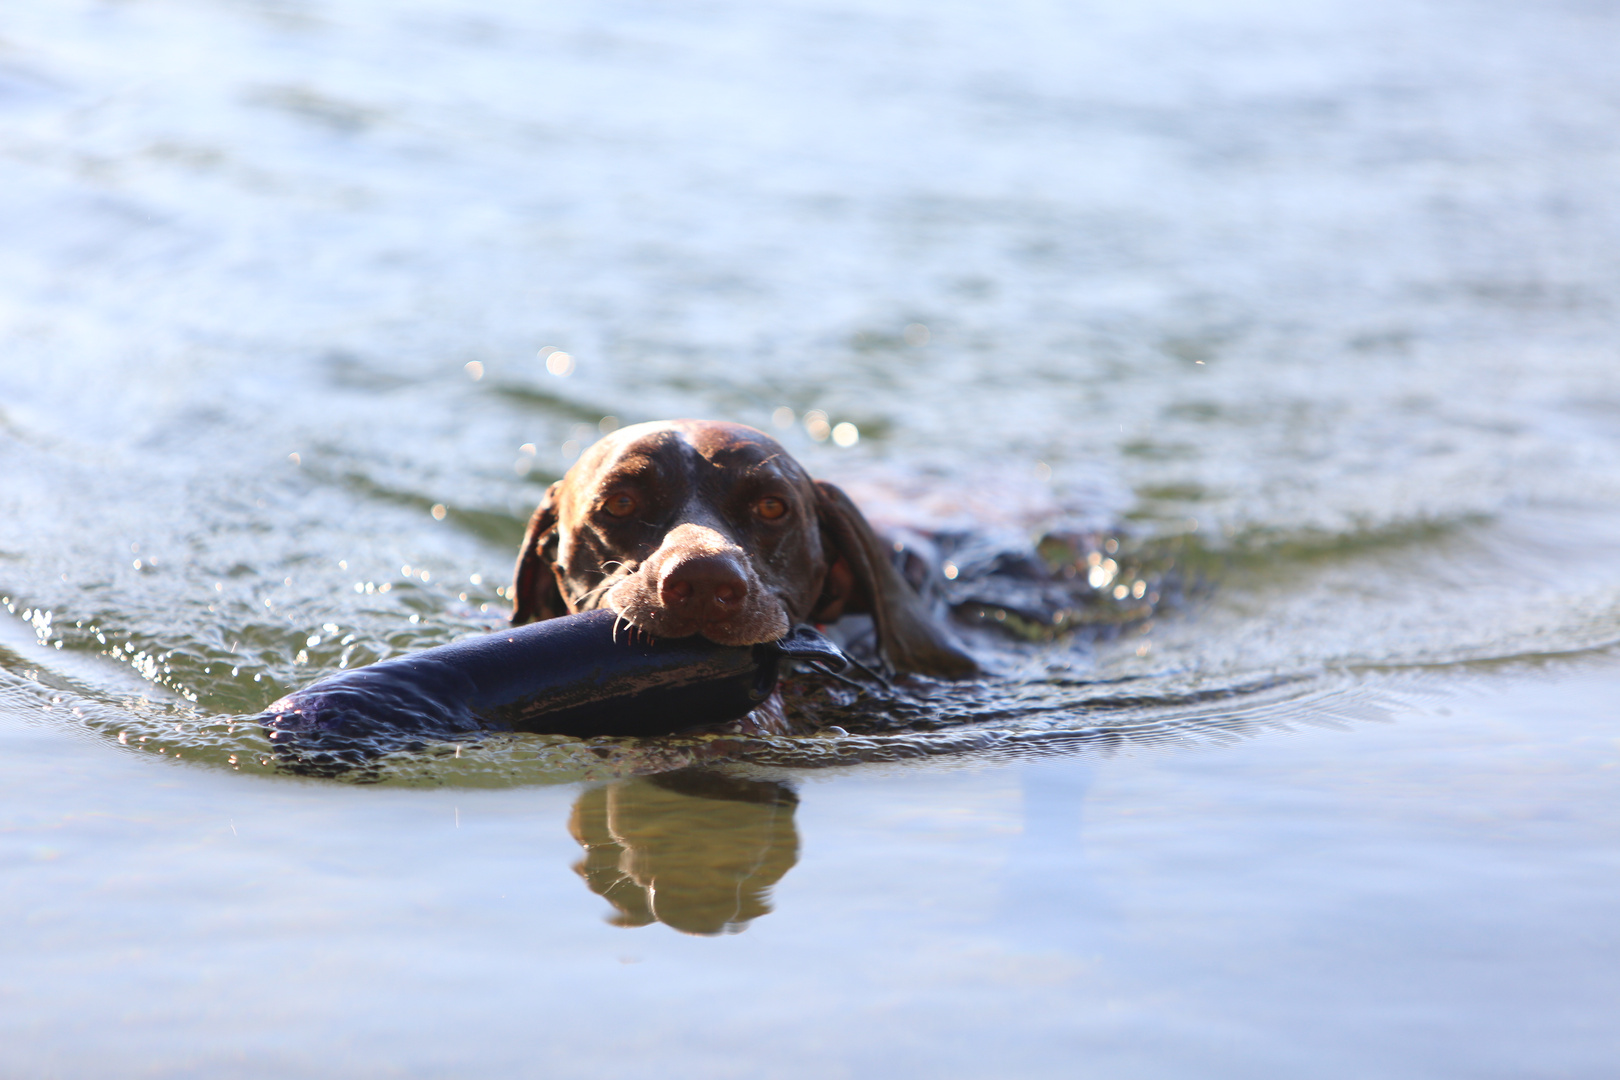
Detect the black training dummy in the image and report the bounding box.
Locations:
[259,608,845,769]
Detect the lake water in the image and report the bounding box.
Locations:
[3,0,1619,1075]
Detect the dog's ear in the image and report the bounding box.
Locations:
[812,480,979,679]
[512,482,567,625]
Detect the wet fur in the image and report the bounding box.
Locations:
[511,420,976,680]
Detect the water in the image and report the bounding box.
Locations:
[3,0,1619,1074]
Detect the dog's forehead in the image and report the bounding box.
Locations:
[680,421,791,470]
[585,424,681,475]
[598,420,801,480]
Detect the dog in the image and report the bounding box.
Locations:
[510,419,977,680]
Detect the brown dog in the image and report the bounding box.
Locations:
[510,420,977,678]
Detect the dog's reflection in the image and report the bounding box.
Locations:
[568,771,799,935]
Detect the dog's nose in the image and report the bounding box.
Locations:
[659,553,750,620]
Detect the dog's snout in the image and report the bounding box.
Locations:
[600,520,788,645]
[659,552,751,617]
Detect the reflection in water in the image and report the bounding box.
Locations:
[568,771,799,935]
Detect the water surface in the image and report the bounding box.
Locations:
[2,0,1618,1074]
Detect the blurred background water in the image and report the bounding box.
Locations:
[2,0,1618,1075]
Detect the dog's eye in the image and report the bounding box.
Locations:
[603,493,637,518]
[754,496,788,520]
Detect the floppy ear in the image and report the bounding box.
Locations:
[511,482,567,625]
[812,480,979,679]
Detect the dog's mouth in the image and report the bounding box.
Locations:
[600,585,792,647]
[598,565,791,647]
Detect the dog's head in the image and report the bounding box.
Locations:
[511,420,976,678]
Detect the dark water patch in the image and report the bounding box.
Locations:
[1343,634,1620,679]
[490,382,620,426]
[247,85,387,135]
[1218,512,1493,568]
[319,462,538,550]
